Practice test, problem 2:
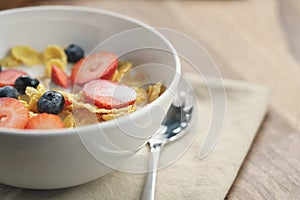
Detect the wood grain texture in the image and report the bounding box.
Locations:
[1,0,300,199]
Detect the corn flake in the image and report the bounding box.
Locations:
[25,84,46,112]
[135,87,148,105]
[102,105,137,121]
[28,111,38,118]
[11,45,42,66]
[19,100,29,109]
[63,114,75,128]
[147,85,153,98]
[111,62,133,82]
[0,55,22,67]
[72,98,136,114]
[148,82,164,103]
[43,45,67,65]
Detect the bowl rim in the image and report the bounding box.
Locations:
[0,5,181,136]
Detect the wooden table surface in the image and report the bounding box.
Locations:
[1,0,300,199]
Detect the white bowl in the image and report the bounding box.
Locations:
[0,6,180,189]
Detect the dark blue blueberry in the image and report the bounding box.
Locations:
[65,44,84,63]
[0,86,19,99]
[37,91,65,114]
[14,76,40,94]
[0,66,2,72]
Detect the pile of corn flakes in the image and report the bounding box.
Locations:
[0,45,165,128]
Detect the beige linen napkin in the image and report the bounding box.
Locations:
[0,75,270,200]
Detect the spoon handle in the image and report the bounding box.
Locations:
[142,146,161,200]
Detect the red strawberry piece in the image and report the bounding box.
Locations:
[51,64,69,88]
[0,69,27,87]
[25,113,64,129]
[0,98,29,129]
[70,60,81,84]
[83,79,136,109]
[64,97,72,107]
[71,52,118,85]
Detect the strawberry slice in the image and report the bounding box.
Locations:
[83,79,136,109]
[71,52,118,85]
[0,98,29,129]
[0,69,27,87]
[51,64,69,88]
[25,113,64,129]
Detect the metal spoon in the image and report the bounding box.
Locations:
[141,77,195,200]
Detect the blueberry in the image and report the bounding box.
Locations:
[37,91,65,114]
[0,66,2,72]
[0,86,19,99]
[14,76,40,94]
[65,44,84,63]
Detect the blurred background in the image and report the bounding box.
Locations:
[1,0,300,79]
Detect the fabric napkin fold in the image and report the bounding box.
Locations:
[0,75,270,200]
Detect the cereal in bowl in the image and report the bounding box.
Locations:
[0,44,165,130]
